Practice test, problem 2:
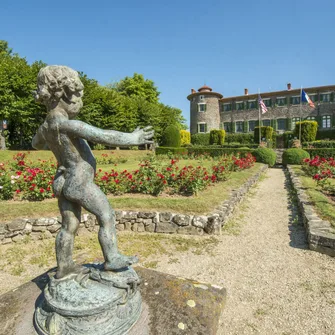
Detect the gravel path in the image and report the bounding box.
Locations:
[155,168,335,335]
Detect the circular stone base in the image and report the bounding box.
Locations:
[34,266,142,335]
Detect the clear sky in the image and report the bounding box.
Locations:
[1,0,334,128]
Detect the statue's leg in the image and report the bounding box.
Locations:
[55,196,82,279]
[63,182,138,270]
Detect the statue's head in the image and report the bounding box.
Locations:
[35,65,84,118]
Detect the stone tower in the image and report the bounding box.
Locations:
[187,85,223,134]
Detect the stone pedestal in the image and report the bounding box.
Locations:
[34,265,141,335]
[0,267,226,335]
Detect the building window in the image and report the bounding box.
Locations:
[320,93,331,102]
[223,103,232,112]
[276,97,286,106]
[263,99,271,107]
[248,100,257,109]
[198,103,206,112]
[292,117,301,130]
[306,116,315,120]
[322,116,331,128]
[262,119,271,127]
[199,95,204,101]
[277,119,286,130]
[236,102,244,110]
[291,96,300,105]
[249,120,256,131]
[309,94,317,102]
[198,123,207,133]
[224,122,231,132]
[235,121,243,132]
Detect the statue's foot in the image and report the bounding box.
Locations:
[56,264,90,279]
[104,254,139,271]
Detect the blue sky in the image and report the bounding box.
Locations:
[1,0,334,128]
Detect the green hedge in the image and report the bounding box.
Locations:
[191,133,210,145]
[303,140,335,148]
[294,121,318,142]
[254,126,274,143]
[305,148,335,159]
[161,124,181,147]
[225,133,254,144]
[316,129,335,140]
[220,143,258,149]
[282,148,310,165]
[209,129,225,145]
[253,148,276,167]
[156,146,253,157]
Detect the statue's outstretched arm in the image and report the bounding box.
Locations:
[59,120,154,146]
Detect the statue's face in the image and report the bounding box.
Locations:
[65,91,83,119]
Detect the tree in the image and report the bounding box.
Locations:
[112,73,160,104]
[0,40,12,55]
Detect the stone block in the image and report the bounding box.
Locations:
[0,234,4,241]
[47,223,61,233]
[5,231,19,238]
[124,212,138,219]
[192,216,207,228]
[204,215,221,235]
[159,212,173,223]
[177,226,204,235]
[1,237,12,244]
[131,223,138,232]
[0,224,7,234]
[7,218,27,232]
[115,211,123,220]
[172,214,191,227]
[116,224,125,231]
[12,234,26,243]
[137,212,156,219]
[124,222,132,230]
[142,219,152,226]
[32,226,47,233]
[137,223,145,232]
[156,221,178,233]
[145,223,156,233]
[34,218,56,226]
[24,223,33,234]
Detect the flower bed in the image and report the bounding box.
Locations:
[0,152,256,200]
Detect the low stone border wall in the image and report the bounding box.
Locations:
[287,166,335,257]
[0,165,268,245]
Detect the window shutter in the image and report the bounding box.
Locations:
[243,121,248,133]
[231,122,236,133]
[205,124,208,133]
[204,104,207,112]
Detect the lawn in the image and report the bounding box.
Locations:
[291,166,335,227]
[0,150,264,221]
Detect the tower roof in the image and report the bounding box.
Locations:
[198,85,212,92]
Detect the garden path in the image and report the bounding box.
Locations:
[155,168,335,335]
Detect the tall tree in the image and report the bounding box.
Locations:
[112,73,160,104]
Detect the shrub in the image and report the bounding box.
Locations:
[253,148,276,167]
[305,148,335,159]
[225,133,254,144]
[316,129,335,140]
[303,140,335,148]
[180,130,191,146]
[282,148,310,165]
[294,121,318,143]
[209,129,225,145]
[161,125,181,147]
[191,133,210,146]
[254,126,274,143]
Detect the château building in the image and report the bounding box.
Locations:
[187,84,335,134]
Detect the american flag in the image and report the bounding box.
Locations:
[258,94,268,114]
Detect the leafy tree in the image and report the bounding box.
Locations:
[112,73,160,104]
[0,40,12,55]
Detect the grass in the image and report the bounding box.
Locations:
[0,148,265,221]
[0,231,219,294]
[291,166,335,227]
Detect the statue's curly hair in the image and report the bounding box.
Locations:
[35,65,84,104]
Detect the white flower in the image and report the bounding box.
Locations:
[11,175,15,180]
[11,180,15,184]
[0,186,3,189]
[15,175,20,179]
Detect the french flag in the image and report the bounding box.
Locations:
[301,89,315,108]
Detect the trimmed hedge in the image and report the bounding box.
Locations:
[225,133,254,144]
[254,126,274,143]
[282,148,310,165]
[191,133,210,146]
[316,129,335,140]
[180,130,191,146]
[303,140,335,148]
[294,121,318,143]
[161,125,181,147]
[253,148,276,167]
[156,146,253,157]
[209,129,225,145]
[305,148,335,159]
[220,143,259,149]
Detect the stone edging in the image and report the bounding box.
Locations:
[287,166,335,257]
[0,165,268,245]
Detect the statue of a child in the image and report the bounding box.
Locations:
[32,65,154,279]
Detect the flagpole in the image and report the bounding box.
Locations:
[258,89,261,145]
[299,86,302,143]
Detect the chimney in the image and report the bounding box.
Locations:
[191,88,196,94]
[244,88,248,95]
[287,83,291,90]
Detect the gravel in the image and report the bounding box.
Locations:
[154,168,335,335]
